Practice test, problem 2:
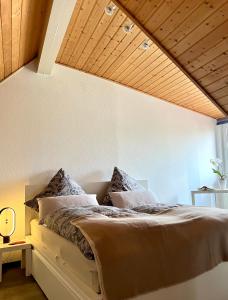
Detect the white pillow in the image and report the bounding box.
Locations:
[109,191,158,209]
[38,194,98,222]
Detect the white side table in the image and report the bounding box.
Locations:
[0,242,32,282]
[191,189,228,206]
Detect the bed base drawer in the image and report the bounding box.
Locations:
[32,249,100,300]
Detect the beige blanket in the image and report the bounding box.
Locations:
[71,206,228,300]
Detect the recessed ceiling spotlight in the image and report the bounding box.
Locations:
[123,24,134,33]
[105,4,116,16]
[140,40,150,50]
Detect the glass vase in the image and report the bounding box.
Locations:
[218,178,227,190]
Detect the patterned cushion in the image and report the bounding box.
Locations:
[25,168,85,211]
[102,167,145,206]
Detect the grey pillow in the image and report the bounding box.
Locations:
[25,168,85,211]
[102,167,145,206]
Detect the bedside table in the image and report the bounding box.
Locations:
[191,189,228,207]
[0,242,32,282]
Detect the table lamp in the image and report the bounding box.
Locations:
[0,207,16,243]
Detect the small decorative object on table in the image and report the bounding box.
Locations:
[198,186,214,191]
[210,158,227,189]
[0,207,16,243]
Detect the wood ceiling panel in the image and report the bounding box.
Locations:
[138,64,178,91]
[192,52,228,80]
[89,28,134,74]
[1,0,12,77]
[0,0,49,82]
[73,1,116,69]
[0,6,4,79]
[187,39,228,74]
[160,0,227,52]
[96,29,143,76]
[199,63,228,87]
[12,0,22,73]
[172,1,228,57]
[212,86,228,99]
[83,10,127,72]
[177,20,228,66]
[115,0,228,116]
[57,0,83,62]
[223,104,228,110]
[206,75,228,93]
[148,73,187,95]
[111,43,158,82]
[70,4,107,66]
[58,0,96,66]
[118,49,164,85]
[134,60,175,90]
[57,0,226,119]
[152,0,200,42]
[142,0,185,33]
[217,96,228,106]
[152,81,196,99]
[163,91,207,105]
[126,54,169,86]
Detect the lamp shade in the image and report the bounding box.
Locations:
[0,207,16,243]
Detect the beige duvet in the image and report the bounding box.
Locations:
[71,206,228,300]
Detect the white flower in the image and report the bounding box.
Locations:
[215,158,223,165]
[210,158,223,167]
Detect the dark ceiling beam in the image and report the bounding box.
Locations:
[217,117,228,125]
[112,0,227,118]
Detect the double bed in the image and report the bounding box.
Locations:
[25,182,228,300]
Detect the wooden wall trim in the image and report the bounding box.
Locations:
[112,0,227,117]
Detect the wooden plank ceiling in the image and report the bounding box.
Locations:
[56,0,228,119]
[114,0,228,116]
[0,0,49,82]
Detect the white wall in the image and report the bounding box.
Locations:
[0,62,216,241]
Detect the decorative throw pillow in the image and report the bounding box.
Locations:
[102,167,145,206]
[38,194,98,223]
[109,191,158,209]
[25,168,85,211]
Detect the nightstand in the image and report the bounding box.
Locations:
[0,242,32,282]
[191,189,228,207]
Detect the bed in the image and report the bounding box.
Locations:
[25,182,228,300]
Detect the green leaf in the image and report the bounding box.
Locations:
[212,168,223,178]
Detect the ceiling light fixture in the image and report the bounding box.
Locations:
[105,4,116,16]
[123,24,134,33]
[140,40,150,50]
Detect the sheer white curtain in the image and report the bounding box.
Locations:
[216,122,228,208]
[216,123,228,173]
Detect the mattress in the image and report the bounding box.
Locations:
[29,219,100,293]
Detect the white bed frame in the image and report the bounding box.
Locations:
[25,181,228,300]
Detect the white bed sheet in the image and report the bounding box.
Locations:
[29,219,100,293]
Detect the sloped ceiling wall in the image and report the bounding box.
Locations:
[56,0,227,119]
[0,0,227,120]
[0,0,49,81]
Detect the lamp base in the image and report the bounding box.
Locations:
[3,236,10,244]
